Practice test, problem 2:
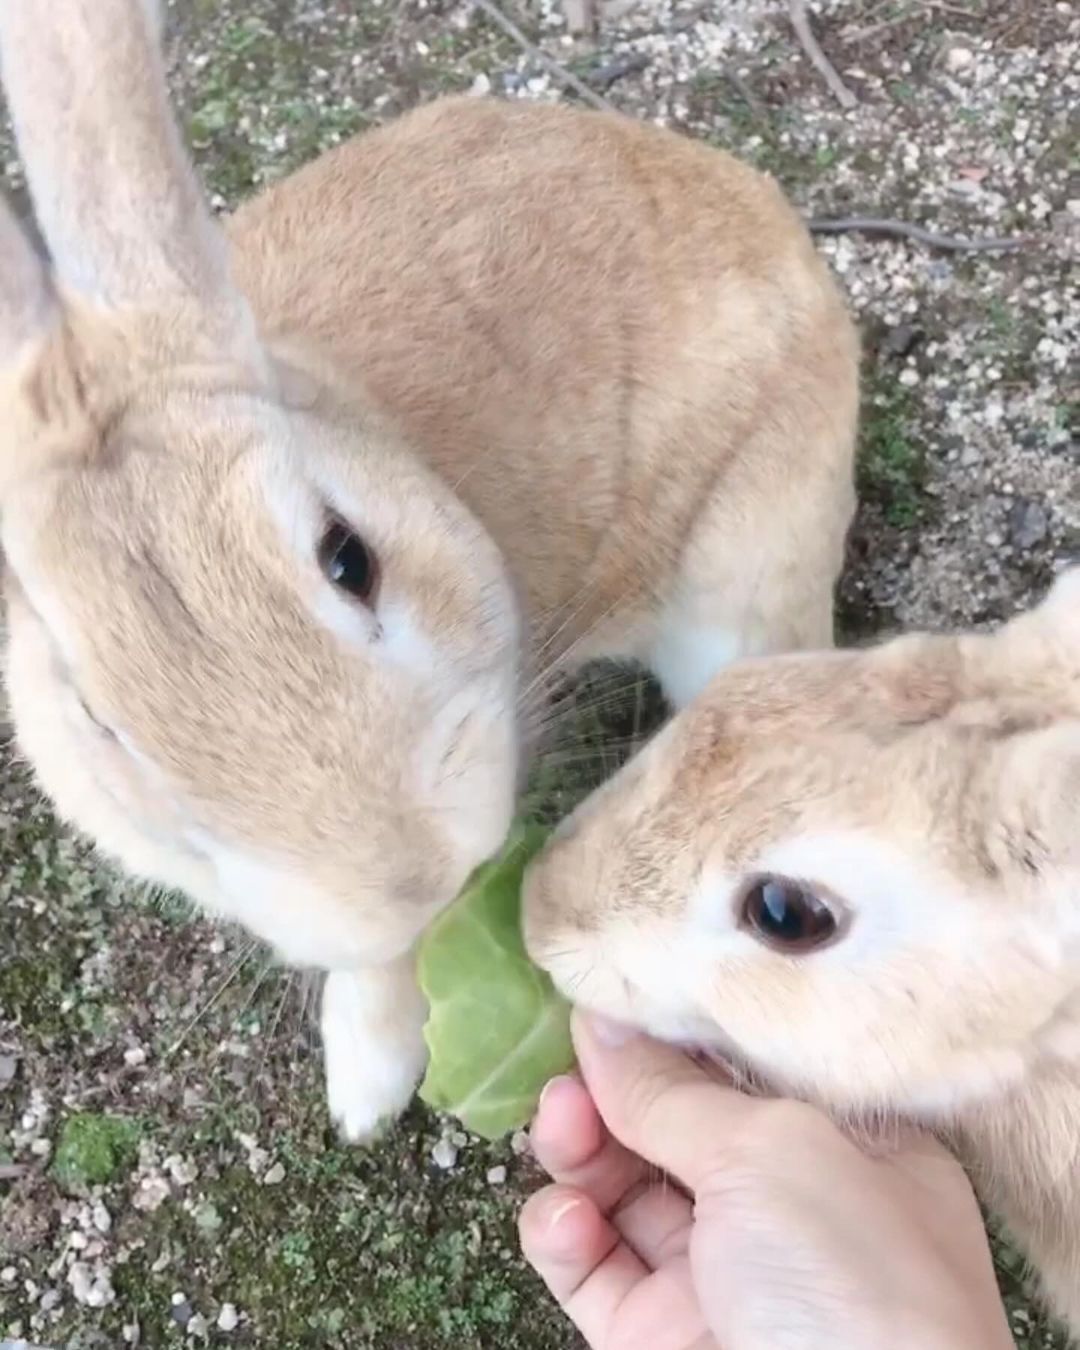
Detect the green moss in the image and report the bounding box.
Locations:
[95,1109,567,1349]
[522,665,665,825]
[0,773,124,1040]
[857,374,927,528]
[52,1112,142,1192]
[994,1227,1071,1349]
[688,74,823,187]
[1052,400,1078,439]
[968,297,1046,386]
[178,12,379,203]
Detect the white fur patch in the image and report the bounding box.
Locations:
[378,597,436,672]
[647,621,745,709]
[321,966,429,1143]
[310,583,384,649]
[690,829,979,964]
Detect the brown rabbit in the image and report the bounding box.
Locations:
[524,566,1080,1336]
[0,0,857,1140]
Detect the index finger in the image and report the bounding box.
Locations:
[573,1011,759,1193]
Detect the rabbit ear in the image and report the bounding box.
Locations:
[0,0,231,311]
[0,194,54,366]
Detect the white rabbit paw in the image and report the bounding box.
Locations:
[320,967,428,1144]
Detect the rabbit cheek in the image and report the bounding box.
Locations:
[179,834,417,969]
[4,598,215,903]
[415,678,519,884]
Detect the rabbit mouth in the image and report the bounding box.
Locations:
[687,1044,772,1098]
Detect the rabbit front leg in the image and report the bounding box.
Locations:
[646,572,836,710]
[646,464,852,708]
[321,955,429,1143]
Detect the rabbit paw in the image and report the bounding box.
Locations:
[321,966,428,1144]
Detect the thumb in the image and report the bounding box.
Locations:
[572,1010,757,1193]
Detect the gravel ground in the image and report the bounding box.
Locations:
[1,0,1077,1346]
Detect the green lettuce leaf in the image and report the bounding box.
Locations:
[418,823,574,1140]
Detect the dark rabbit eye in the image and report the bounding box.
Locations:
[739,876,840,953]
[318,516,378,606]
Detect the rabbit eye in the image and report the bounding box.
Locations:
[739,876,839,953]
[318,516,378,606]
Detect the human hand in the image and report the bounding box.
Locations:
[519,1013,1013,1350]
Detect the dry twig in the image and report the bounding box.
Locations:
[589,52,650,92]
[789,0,858,109]
[808,215,1032,253]
[841,11,922,45]
[471,0,616,113]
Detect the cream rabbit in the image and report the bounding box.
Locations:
[525,565,1080,1336]
[0,0,857,1140]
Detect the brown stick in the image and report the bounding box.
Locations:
[841,12,921,45]
[789,0,858,109]
[807,215,1032,253]
[471,0,617,114]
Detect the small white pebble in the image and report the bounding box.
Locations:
[217,1303,240,1333]
[510,1130,531,1156]
[68,1261,114,1308]
[486,1165,507,1185]
[1,1266,17,1285]
[133,1175,170,1213]
[91,1202,112,1235]
[123,1047,147,1068]
[431,1137,458,1170]
[945,46,973,73]
[165,1155,199,1187]
[262,1162,285,1186]
[86,1279,114,1309]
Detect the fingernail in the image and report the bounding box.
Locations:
[586,1011,637,1047]
[547,1197,582,1232]
[537,1074,573,1113]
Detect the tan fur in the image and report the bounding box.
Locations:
[0,1,856,1135]
[226,95,857,653]
[524,568,1080,1338]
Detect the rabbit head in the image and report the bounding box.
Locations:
[524,568,1080,1121]
[0,0,519,970]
